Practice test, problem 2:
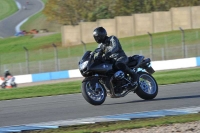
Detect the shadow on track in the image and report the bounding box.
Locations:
[103,95,200,106]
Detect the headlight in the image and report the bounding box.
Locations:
[79,61,88,70]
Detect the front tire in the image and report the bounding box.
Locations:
[135,72,158,100]
[1,83,6,89]
[82,80,106,105]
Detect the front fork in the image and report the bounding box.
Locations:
[82,75,104,93]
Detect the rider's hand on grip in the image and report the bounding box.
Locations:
[105,52,111,59]
[102,55,109,61]
[95,56,102,61]
[100,44,105,50]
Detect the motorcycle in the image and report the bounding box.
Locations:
[0,76,17,89]
[79,48,158,105]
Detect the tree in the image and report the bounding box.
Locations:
[43,0,94,25]
[43,0,200,25]
[87,0,115,21]
[43,0,115,24]
[113,0,134,16]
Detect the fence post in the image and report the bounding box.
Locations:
[179,27,186,58]
[164,35,168,60]
[147,32,153,60]
[19,63,22,74]
[52,43,59,71]
[58,58,61,70]
[39,49,43,60]
[38,61,42,72]
[67,46,71,57]
[39,49,43,72]
[186,45,188,58]
[23,47,29,74]
[132,39,134,54]
[81,41,87,53]
[165,35,168,48]
[161,48,165,60]
[196,31,199,39]
[140,50,143,55]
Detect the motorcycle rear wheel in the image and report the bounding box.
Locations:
[11,82,17,88]
[82,80,106,105]
[135,72,158,100]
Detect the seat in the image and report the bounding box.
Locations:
[127,55,144,68]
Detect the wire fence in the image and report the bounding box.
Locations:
[1,43,200,76]
[0,28,200,76]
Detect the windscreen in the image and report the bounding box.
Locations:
[81,51,91,61]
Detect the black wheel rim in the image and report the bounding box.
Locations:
[139,74,157,94]
[85,82,105,102]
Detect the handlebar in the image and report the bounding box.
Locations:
[90,48,101,57]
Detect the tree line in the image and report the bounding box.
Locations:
[43,0,200,25]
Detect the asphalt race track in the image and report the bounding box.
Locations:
[0,0,44,38]
[1,0,199,130]
[0,82,199,127]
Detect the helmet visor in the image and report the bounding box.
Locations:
[94,36,102,43]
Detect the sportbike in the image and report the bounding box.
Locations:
[79,48,158,105]
[0,76,17,89]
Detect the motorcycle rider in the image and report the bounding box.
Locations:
[4,70,12,79]
[2,70,15,87]
[93,27,138,84]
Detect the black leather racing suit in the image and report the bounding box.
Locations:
[97,36,137,82]
[97,35,128,65]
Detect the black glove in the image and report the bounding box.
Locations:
[95,56,102,60]
[103,55,109,61]
[105,52,112,59]
[100,44,105,50]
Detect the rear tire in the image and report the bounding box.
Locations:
[135,72,158,100]
[82,81,106,105]
[12,82,17,88]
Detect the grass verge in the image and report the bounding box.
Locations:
[0,0,18,21]
[0,67,200,101]
[29,113,200,133]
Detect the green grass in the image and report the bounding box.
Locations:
[0,67,200,101]
[0,82,80,100]
[0,34,61,52]
[154,67,200,85]
[29,113,200,133]
[0,28,200,65]
[0,0,18,21]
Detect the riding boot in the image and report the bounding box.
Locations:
[124,66,138,83]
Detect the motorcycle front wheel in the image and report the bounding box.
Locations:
[1,83,6,89]
[82,80,106,105]
[135,72,158,100]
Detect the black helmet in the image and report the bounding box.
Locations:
[4,69,9,74]
[93,27,107,43]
